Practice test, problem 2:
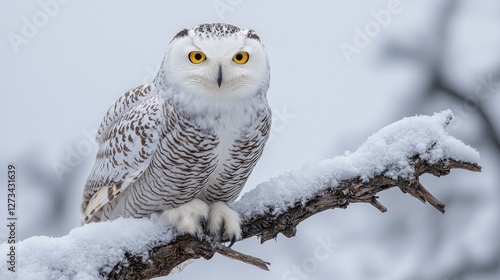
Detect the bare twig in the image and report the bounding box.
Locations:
[213,244,270,271]
[106,157,481,279]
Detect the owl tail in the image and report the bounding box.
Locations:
[81,183,123,225]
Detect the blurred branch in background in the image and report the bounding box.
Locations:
[382,0,500,150]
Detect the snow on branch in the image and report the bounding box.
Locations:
[0,111,481,280]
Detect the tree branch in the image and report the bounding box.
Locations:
[107,157,481,279]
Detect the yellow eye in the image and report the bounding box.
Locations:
[232,52,249,64]
[189,51,206,64]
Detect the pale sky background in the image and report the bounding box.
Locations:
[1,0,499,279]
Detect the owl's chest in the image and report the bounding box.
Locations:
[156,104,255,180]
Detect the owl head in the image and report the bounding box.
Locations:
[157,23,269,102]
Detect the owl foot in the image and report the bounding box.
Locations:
[207,202,242,246]
[159,198,209,238]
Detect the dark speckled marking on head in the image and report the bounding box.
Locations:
[173,28,189,40]
[172,23,261,42]
[194,23,241,38]
[194,23,241,37]
[246,29,260,41]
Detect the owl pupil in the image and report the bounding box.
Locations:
[194,53,202,60]
[236,54,243,61]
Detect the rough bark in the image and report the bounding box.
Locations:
[106,157,481,279]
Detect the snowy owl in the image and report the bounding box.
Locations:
[82,23,271,243]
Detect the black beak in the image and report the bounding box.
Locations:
[217,64,223,88]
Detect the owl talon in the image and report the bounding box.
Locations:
[159,199,209,237]
[219,220,226,240]
[228,235,236,248]
[201,216,207,233]
[208,202,242,243]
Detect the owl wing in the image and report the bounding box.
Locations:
[82,86,162,223]
[96,84,155,144]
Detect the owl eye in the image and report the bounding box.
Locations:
[232,52,249,64]
[189,51,206,64]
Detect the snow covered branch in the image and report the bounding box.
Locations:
[0,111,482,280]
[107,158,479,279]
